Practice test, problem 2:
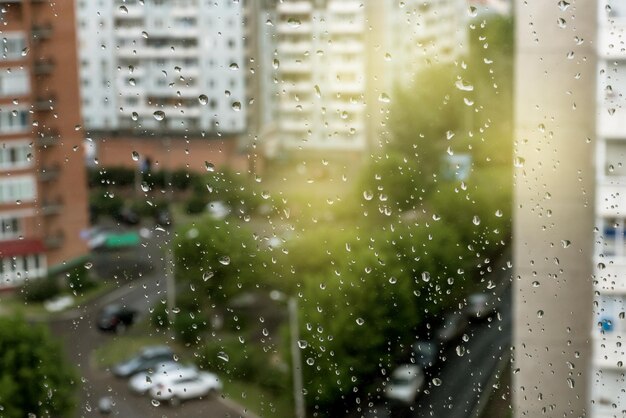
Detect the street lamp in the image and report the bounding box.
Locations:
[270,290,306,418]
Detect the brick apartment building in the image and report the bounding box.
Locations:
[0,0,89,288]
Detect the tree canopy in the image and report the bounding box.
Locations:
[0,316,76,418]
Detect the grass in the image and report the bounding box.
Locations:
[222,378,294,418]
[0,281,115,320]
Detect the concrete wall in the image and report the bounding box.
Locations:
[513,1,596,416]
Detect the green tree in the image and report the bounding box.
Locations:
[173,217,268,303]
[0,316,76,418]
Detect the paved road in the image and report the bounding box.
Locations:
[48,227,255,418]
[412,282,512,418]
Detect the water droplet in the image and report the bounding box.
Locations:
[287,18,301,27]
[378,93,390,103]
[119,5,128,14]
[306,357,314,365]
[432,378,442,386]
[537,310,544,318]
[84,262,93,270]
[514,157,525,168]
[456,345,465,356]
[232,102,242,111]
[203,271,214,281]
[153,110,165,121]
[455,79,474,92]
[272,58,280,69]
[363,190,373,201]
[314,85,321,98]
[141,182,150,192]
[389,276,397,285]
[532,281,540,287]
[219,256,231,266]
[141,31,149,39]
[297,340,308,349]
[204,161,215,172]
[561,240,571,248]
[421,272,430,283]
[217,351,229,362]
[151,399,160,407]
[129,78,136,86]
[21,47,29,57]
[356,318,365,326]
[567,378,575,389]
[446,131,455,140]
[131,151,140,161]
[131,112,138,121]
[198,94,208,105]
[558,1,570,12]
[495,210,503,217]
[229,63,239,70]
[472,216,481,226]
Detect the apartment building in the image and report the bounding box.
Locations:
[593,1,626,416]
[76,0,247,135]
[0,0,89,288]
[272,0,467,153]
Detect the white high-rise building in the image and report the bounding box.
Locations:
[593,1,626,416]
[76,0,247,134]
[273,0,468,152]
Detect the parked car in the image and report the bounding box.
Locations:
[412,340,439,370]
[436,312,469,343]
[384,364,425,404]
[465,293,497,320]
[112,346,175,378]
[149,368,222,406]
[206,201,231,220]
[114,207,140,225]
[129,362,196,395]
[155,209,173,227]
[97,304,137,333]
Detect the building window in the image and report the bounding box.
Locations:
[0,175,36,204]
[1,34,27,61]
[0,215,21,240]
[0,70,29,96]
[0,141,31,170]
[0,253,46,287]
[0,110,29,134]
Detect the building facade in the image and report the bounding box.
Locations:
[593,1,626,416]
[76,0,247,135]
[0,0,89,288]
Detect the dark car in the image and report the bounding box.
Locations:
[114,207,140,225]
[97,304,137,333]
[155,208,172,227]
[464,293,498,321]
[412,340,439,370]
[435,312,469,344]
[112,346,175,378]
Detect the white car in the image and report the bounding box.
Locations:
[149,368,222,406]
[206,201,231,220]
[384,364,425,404]
[128,362,195,394]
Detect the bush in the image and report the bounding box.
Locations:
[89,192,124,218]
[197,338,288,395]
[66,266,96,295]
[21,277,61,302]
[186,194,208,214]
[172,169,197,190]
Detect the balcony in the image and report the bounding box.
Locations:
[44,232,64,250]
[597,179,626,217]
[37,131,58,147]
[34,96,55,111]
[33,59,54,75]
[594,335,626,370]
[38,165,60,182]
[277,1,313,14]
[594,256,626,294]
[41,199,62,216]
[31,24,53,40]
